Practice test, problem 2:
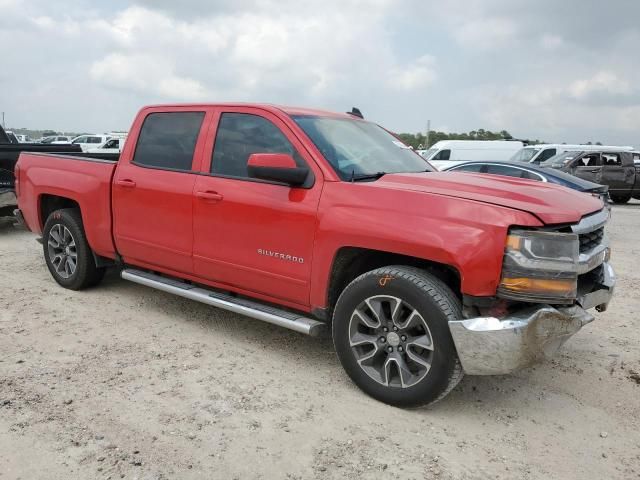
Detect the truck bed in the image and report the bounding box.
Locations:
[15,151,119,258]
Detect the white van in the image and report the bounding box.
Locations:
[418,140,524,170]
[70,134,112,152]
[511,144,635,164]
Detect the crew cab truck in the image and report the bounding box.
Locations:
[15,104,615,407]
[542,150,640,204]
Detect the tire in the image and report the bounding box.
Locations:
[43,208,105,290]
[332,266,463,407]
[611,195,631,204]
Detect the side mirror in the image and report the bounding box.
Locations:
[247,153,309,186]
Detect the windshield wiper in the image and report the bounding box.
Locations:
[350,171,387,182]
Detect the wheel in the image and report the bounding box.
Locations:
[43,208,105,290]
[611,195,631,204]
[332,266,463,407]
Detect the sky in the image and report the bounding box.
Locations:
[0,0,639,146]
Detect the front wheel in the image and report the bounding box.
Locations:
[332,266,463,407]
[43,208,105,290]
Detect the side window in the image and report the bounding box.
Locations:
[520,170,543,181]
[73,136,87,144]
[537,148,556,162]
[602,153,621,166]
[451,164,484,173]
[211,113,302,178]
[133,112,205,171]
[433,149,451,160]
[88,136,103,144]
[485,164,524,178]
[575,153,601,167]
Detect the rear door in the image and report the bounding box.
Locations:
[113,108,210,275]
[601,152,634,195]
[192,107,323,307]
[571,153,603,183]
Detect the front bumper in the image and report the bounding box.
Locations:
[449,262,615,375]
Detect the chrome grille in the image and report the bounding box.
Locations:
[579,228,604,253]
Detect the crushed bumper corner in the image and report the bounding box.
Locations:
[449,305,595,375]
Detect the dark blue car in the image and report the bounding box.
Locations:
[442,160,609,203]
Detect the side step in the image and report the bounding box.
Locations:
[120,268,327,337]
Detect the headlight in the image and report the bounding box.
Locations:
[498,229,579,303]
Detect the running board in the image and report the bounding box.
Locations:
[120,268,327,337]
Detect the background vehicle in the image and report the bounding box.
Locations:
[418,140,524,170]
[0,124,81,217]
[542,150,640,203]
[443,160,609,203]
[15,104,614,407]
[512,143,634,164]
[41,135,72,144]
[70,134,112,151]
[87,137,125,154]
[7,132,30,143]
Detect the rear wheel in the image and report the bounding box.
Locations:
[332,266,463,407]
[611,195,631,204]
[43,208,105,290]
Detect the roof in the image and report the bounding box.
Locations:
[141,103,356,119]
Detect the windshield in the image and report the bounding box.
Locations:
[511,147,540,162]
[541,151,582,167]
[293,116,431,179]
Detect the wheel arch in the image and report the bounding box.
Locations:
[324,246,461,320]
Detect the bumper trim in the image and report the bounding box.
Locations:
[449,305,595,375]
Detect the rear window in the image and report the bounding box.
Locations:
[133,112,205,171]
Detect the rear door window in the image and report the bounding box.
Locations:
[602,153,622,166]
[133,112,205,171]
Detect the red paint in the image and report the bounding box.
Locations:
[247,153,297,169]
[15,103,605,313]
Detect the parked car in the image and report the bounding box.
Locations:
[632,151,640,166]
[511,143,634,164]
[41,135,72,144]
[0,124,81,217]
[15,103,614,407]
[442,160,609,203]
[7,132,30,143]
[70,134,112,152]
[87,137,125,154]
[418,140,524,170]
[542,150,640,203]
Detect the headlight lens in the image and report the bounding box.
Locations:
[498,229,579,302]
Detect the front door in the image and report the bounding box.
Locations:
[601,152,634,195]
[571,152,603,183]
[192,108,322,306]
[113,109,208,274]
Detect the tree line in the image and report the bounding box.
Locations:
[395,129,544,149]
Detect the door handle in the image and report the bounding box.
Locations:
[116,179,136,188]
[195,191,224,202]
[589,169,599,173]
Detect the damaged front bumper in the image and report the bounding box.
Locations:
[449,262,615,375]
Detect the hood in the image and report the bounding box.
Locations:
[375,172,603,225]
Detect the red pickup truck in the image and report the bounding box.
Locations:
[15,104,615,406]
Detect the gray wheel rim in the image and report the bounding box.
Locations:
[47,224,77,279]
[348,295,434,388]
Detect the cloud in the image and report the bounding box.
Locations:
[0,0,638,148]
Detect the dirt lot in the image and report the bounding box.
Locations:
[1,204,639,480]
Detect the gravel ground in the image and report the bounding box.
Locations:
[1,203,639,480]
